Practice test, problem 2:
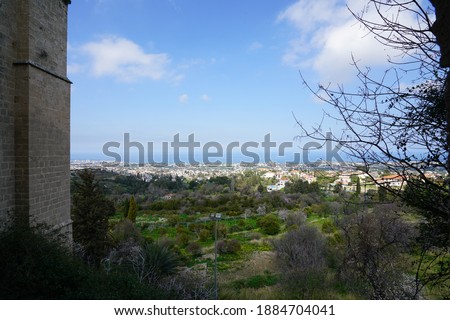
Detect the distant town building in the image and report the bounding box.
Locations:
[377,174,405,189]
[267,178,288,192]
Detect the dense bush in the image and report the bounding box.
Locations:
[198,229,211,242]
[285,179,320,194]
[304,203,332,217]
[217,239,241,254]
[0,225,167,299]
[273,225,329,299]
[150,199,183,211]
[257,214,281,235]
[111,219,143,244]
[321,220,337,234]
[186,242,203,257]
[176,233,190,248]
[285,211,306,229]
[336,204,417,299]
[113,174,150,194]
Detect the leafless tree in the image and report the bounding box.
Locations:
[273,225,328,298]
[284,210,307,229]
[337,204,417,299]
[158,269,215,300]
[298,0,445,194]
[297,0,449,297]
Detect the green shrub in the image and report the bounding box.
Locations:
[167,214,181,227]
[176,225,188,234]
[158,227,168,236]
[220,224,229,238]
[232,272,278,289]
[229,224,243,233]
[176,233,190,248]
[199,229,211,242]
[305,203,332,217]
[186,242,203,257]
[111,219,143,244]
[140,242,179,277]
[246,232,262,240]
[321,220,337,234]
[257,214,281,235]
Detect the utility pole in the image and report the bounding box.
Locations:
[210,213,222,300]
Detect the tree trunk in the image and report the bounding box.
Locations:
[430,1,450,68]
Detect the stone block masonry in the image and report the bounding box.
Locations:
[0,0,71,237]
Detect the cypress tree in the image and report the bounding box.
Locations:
[127,196,137,222]
[356,177,361,195]
[123,198,130,219]
[71,169,115,265]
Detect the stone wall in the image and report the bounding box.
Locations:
[0,0,18,229]
[0,0,71,235]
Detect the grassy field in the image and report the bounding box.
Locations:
[109,207,345,299]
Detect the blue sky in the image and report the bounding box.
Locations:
[68,0,429,163]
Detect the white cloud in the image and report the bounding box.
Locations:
[179,93,189,103]
[248,41,263,52]
[80,36,176,82]
[201,94,211,102]
[277,0,347,33]
[277,0,418,83]
[172,74,185,83]
[67,63,84,75]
